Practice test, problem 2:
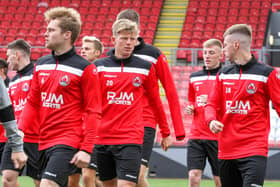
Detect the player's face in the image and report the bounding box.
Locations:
[112,30,137,59]
[223,35,237,62]
[6,49,19,71]
[203,45,222,70]
[44,19,66,51]
[81,42,98,62]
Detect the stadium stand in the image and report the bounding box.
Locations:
[178,0,271,61]
[0,0,163,60]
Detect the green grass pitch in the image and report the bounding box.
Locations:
[2,177,279,187]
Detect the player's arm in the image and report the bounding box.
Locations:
[144,65,172,150]
[71,64,101,168]
[267,69,280,116]
[18,64,40,134]
[0,77,27,169]
[204,73,224,133]
[186,76,195,115]
[80,64,102,153]
[155,54,185,140]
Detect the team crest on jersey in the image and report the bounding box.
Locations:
[246,83,257,94]
[93,68,97,75]
[59,75,70,86]
[132,76,142,87]
[22,83,29,92]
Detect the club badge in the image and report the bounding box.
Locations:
[59,75,70,86]
[246,83,257,94]
[132,76,142,87]
[22,82,29,92]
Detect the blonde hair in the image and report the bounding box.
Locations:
[44,7,81,44]
[223,24,252,43]
[203,39,223,49]
[82,36,104,54]
[112,19,139,37]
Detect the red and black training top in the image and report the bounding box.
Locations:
[188,66,221,140]
[19,48,102,153]
[9,63,39,143]
[205,56,280,159]
[108,38,185,140]
[94,54,170,145]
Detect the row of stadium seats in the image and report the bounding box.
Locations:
[0,0,163,59]
[177,0,271,60]
[0,0,162,8]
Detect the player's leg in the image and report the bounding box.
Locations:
[219,159,242,187]
[82,147,100,187]
[1,143,21,187]
[204,140,221,187]
[68,172,81,187]
[238,155,267,187]
[82,168,96,187]
[115,144,142,187]
[137,127,155,187]
[187,139,206,187]
[40,145,78,187]
[24,142,41,187]
[96,145,117,187]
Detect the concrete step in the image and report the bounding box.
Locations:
[158,27,182,32]
[158,23,182,28]
[163,5,186,9]
[156,32,182,36]
[154,43,178,47]
[160,20,184,24]
[154,39,180,44]
[156,35,180,39]
[161,12,186,17]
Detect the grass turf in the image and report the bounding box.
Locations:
[1,177,278,187]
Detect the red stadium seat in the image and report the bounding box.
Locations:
[228,9,238,16]
[208,9,217,16]
[206,16,216,24]
[177,50,187,59]
[250,9,259,17]
[181,31,191,39]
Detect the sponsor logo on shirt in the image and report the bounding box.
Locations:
[13,98,27,112]
[132,76,142,87]
[246,83,257,94]
[107,91,134,105]
[41,92,64,109]
[22,82,29,92]
[59,75,70,86]
[226,100,251,114]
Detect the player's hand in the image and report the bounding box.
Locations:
[161,135,173,151]
[11,151,28,169]
[209,120,224,134]
[185,105,194,115]
[70,151,90,168]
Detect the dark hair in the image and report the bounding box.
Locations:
[117,9,140,26]
[7,39,31,57]
[0,58,8,75]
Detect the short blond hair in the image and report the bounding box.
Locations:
[44,7,81,44]
[112,19,139,37]
[223,24,252,43]
[82,36,104,55]
[203,39,223,49]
